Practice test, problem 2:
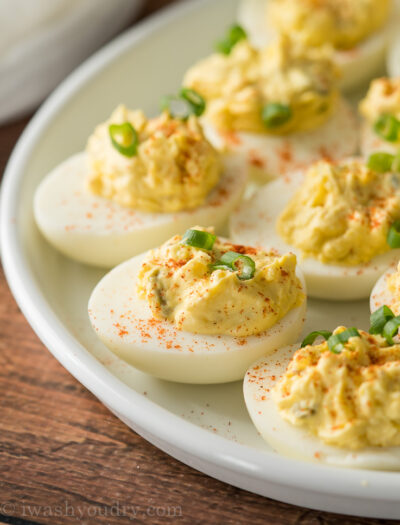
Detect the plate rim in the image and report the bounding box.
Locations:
[2,0,400,517]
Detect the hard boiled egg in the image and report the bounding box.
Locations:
[230,169,400,300]
[34,153,246,268]
[88,251,306,384]
[244,347,400,470]
[238,0,400,92]
[202,98,358,183]
[358,77,400,157]
[370,261,399,314]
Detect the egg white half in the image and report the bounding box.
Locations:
[230,169,400,300]
[360,121,399,157]
[88,251,307,384]
[237,0,400,92]
[370,261,399,314]
[244,347,400,470]
[202,98,358,184]
[34,152,247,268]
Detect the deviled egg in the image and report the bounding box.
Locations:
[231,157,400,300]
[244,327,400,470]
[238,0,399,92]
[183,35,358,183]
[34,105,247,268]
[370,260,400,315]
[360,77,400,157]
[88,228,306,383]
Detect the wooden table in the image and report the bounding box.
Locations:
[0,2,394,524]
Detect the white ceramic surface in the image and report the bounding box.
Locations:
[2,0,400,518]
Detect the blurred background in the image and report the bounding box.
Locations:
[0,0,181,125]
[0,0,179,184]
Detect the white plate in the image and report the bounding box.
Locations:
[1,0,400,518]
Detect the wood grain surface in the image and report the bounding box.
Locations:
[0,1,396,524]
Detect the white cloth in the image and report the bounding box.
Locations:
[0,0,143,123]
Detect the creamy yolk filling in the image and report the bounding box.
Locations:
[267,0,390,50]
[137,228,304,337]
[360,77,400,144]
[277,159,400,265]
[86,105,221,213]
[183,36,338,135]
[273,327,400,449]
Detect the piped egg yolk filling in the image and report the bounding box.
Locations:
[360,77,400,143]
[273,328,400,449]
[86,105,221,213]
[137,228,304,337]
[277,159,400,265]
[183,36,338,135]
[267,0,390,50]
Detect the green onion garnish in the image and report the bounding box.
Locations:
[211,251,256,280]
[301,330,332,348]
[108,122,138,157]
[180,88,206,117]
[367,152,395,173]
[161,95,193,120]
[215,24,247,55]
[262,103,292,129]
[161,88,206,120]
[382,316,400,344]
[374,114,400,142]
[387,220,400,249]
[327,327,360,354]
[368,304,400,343]
[182,229,216,250]
[370,305,395,335]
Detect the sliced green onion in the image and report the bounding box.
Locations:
[262,103,292,129]
[228,24,247,44]
[108,122,138,157]
[180,88,205,117]
[387,220,400,249]
[382,316,400,344]
[367,152,394,173]
[370,305,395,335]
[301,330,332,348]
[215,24,247,55]
[327,327,360,354]
[211,251,256,280]
[161,95,193,120]
[374,114,400,142]
[182,229,216,250]
[161,88,206,120]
